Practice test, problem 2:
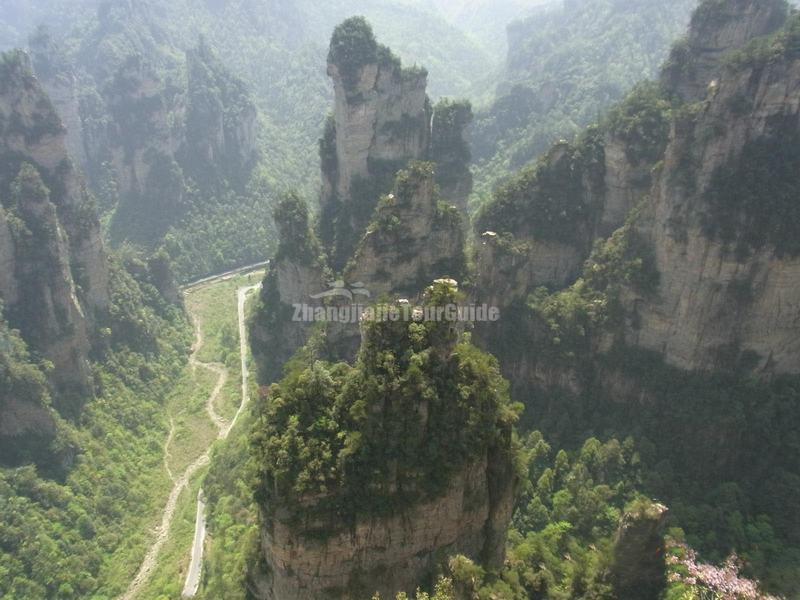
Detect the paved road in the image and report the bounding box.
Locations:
[119,277,261,600]
[182,261,268,290]
[180,283,261,598]
[180,491,206,598]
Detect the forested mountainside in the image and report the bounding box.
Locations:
[0,48,192,598]
[421,0,549,58]
[3,0,800,599]
[470,0,697,205]
[0,0,501,283]
[240,1,800,599]
[23,5,272,282]
[472,0,800,595]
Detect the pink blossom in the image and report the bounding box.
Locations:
[669,544,781,600]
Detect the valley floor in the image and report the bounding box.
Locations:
[120,271,262,600]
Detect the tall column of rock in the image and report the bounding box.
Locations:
[0,50,109,407]
[320,17,431,269]
[249,281,518,600]
[249,193,327,384]
[346,161,465,299]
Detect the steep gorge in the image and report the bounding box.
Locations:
[247,19,507,600]
[470,0,800,593]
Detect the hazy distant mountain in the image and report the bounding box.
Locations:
[422,0,552,55]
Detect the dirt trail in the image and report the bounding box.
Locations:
[163,419,176,482]
[181,283,260,598]
[119,283,259,600]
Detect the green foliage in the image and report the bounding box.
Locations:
[604,82,673,165]
[725,10,799,70]
[272,192,324,266]
[471,0,695,204]
[491,206,659,361]
[0,255,191,599]
[583,212,660,295]
[450,433,644,599]
[0,301,58,467]
[474,128,606,246]
[373,577,455,600]
[703,120,800,258]
[201,414,259,599]
[328,17,382,88]
[251,283,519,529]
[163,171,277,282]
[528,280,608,359]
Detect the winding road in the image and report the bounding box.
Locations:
[119,280,261,600]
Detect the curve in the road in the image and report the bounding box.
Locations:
[119,282,260,600]
[181,283,260,598]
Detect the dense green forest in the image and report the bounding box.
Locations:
[251,281,520,525]
[0,256,191,598]
[3,1,800,599]
[1,0,514,282]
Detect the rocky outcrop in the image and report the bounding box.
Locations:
[325,52,429,206]
[473,136,607,305]
[662,0,788,101]
[429,99,474,213]
[255,19,475,377]
[249,194,327,384]
[320,18,472,269]
[311,162,468,363]
[320,17,431,268]
[346,162,465,299]
[612,502,669,599]
[250,284,518,599]
[0,50,109,405]
[256,456,514,600]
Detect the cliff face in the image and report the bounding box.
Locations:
[320,18,472,269]
[474,134,608,303]
[255,455,514,600]
[662,0,788,101]
[622,26,800,373]
[346,162,465,299]
[0,50,109,406]
[324,56,429,205]
[476,0,800,375]
[250,283,518,600]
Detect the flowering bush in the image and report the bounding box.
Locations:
[666,542,781,600]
